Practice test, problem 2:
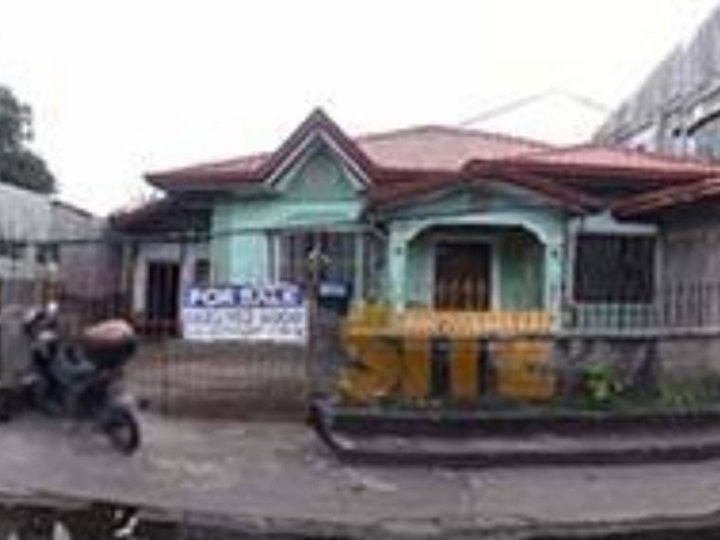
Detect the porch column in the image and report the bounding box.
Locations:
[388,222,417,311]
[388,231,406,311]
[544,241,563,330]
[353,231,364,304]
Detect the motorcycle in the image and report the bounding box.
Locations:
[21,302,141,454]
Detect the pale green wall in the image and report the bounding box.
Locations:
[405,235,431,307]
[383,183,567,315]
[210,202,233,281]
[210,141,365,283]
[402,227,544,309]
[208,142,567,319]
[499,230,544,309]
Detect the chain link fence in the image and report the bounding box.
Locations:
[3,230,720,418]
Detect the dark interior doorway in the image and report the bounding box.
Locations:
[145,261,180,334]
[434,242,492,310]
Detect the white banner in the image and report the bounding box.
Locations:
[182,284,307,343]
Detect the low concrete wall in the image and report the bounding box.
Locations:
[550,333,720,400]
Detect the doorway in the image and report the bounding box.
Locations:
[434,242,492,310]
[145,261,180,334]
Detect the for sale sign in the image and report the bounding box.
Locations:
[182,284,307,343]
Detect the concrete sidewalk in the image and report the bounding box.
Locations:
[3,413,720,538]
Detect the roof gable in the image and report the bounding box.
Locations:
[273,140,365,202]
[260,108,374,189]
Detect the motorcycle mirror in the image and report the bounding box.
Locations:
[46,301,59,317]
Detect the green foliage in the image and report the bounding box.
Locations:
[582,363,624,408]
[0,86,55,193]
[659,376,720,409]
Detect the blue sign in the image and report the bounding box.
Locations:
[182,284,307,343]
[184,284,304,309]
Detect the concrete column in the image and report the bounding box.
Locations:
[388,225,411,311]
[544,241,564,330]
[353,232,364,304]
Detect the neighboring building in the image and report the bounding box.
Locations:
[0,182,52,283]
[112,109,720,333]
[595,4,720,159]
[0,182,118,316]
[49,200,124,321]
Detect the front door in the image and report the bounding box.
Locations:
[145,261,180,334]
[434,242,491,310]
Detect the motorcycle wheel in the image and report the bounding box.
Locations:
[101,406,140,455]
[30,378,63,415]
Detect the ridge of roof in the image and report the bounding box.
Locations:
[355,123,554,148]
[514,141,720,170]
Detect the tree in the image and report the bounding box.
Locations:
[0,86,55,193]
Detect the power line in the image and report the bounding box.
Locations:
[457,88,611,128]
[458,90,553,127]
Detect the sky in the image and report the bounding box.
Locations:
[0,0,718,215]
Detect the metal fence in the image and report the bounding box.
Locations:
[3,232,720,419]
[566,283,720,332]
[0,234,351,420]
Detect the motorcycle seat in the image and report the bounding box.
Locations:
[80,320,137,366]
[82,319,134,346]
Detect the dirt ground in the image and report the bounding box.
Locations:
[125,342,309,419]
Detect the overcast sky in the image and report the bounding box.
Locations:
[0,0,718,215]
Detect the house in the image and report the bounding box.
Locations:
[112,109,720,335]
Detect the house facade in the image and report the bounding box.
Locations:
[113,109,720,334]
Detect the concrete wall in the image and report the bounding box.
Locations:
[0,182,51,280]
[50,201,121,299]
[549,335,720,399]
[657,208,720,285]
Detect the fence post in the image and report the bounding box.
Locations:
[305,235,321,401]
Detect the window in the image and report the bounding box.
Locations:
[0,239,28,261]
[693,119,720,159]
[36,242,60,265]
[573,234,655,303]
[275,231,356,286]
[194,258,211,286]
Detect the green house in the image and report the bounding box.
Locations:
[114,109,720,333]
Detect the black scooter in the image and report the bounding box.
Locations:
[21,303,141,454]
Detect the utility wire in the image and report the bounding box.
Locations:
[457,88,611,127]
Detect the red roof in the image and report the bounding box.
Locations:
[149,118,720,191]
[147,121,551,187]
[370,164,602,213]
[163,152,270,179]
[507,144,720,180]
[142,109,720,216]
[357,126,551,171]
[614,177,720,218]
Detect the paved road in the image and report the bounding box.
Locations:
[3,413,720,537]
